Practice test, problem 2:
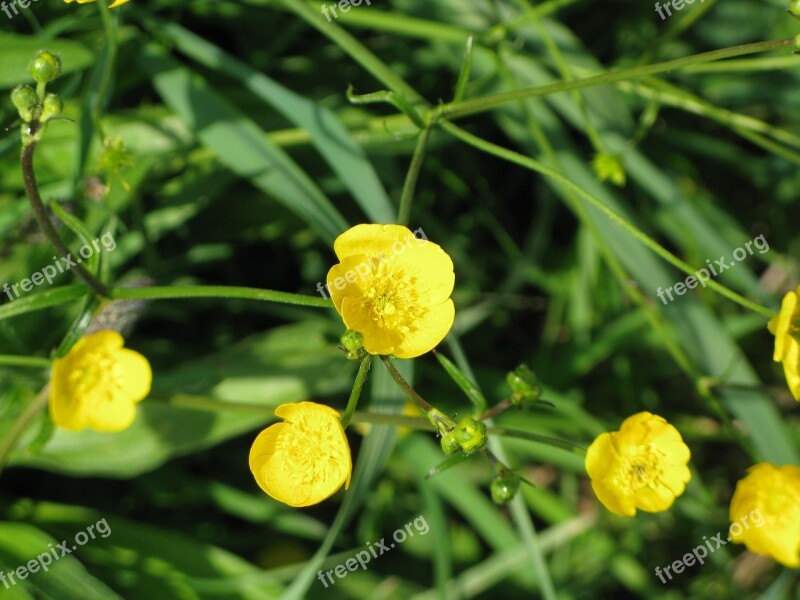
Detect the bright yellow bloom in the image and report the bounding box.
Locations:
[63,0,130,7]
[768,286,800,400]
[729,463,800,568]
[585,412,691,517]
[326,224,455,359]
[249,402,352,507]
[50,330,152,432]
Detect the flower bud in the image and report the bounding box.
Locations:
[491,470,521,504]
[591,153,626,187]
[427,408,456,435]
[789,0,800,18]
[11,85,38,122]
[452,416,487,454]
[507,365,542,407]
[440,431,460,455]
[340,329,366,360]
[29,51,62,84]
[40,93,63,122]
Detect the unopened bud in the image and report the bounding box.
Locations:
[340,329,366,360]
[507,365,542,407]
[440,432,460,455]
[452,416,487,454]
[29,51,62,84]
[11,85,38,122]
[789,0,800,18]
[40,94,63,122]
[491,470,521,504]
[591,153,626,187]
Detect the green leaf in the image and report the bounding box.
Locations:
[0,33,94,89]
[0,286,88,322]
[138,44,349,245]
[145,19,395,224]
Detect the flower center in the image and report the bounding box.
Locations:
[613,445,664,494]
[763,488,800,528]
[67,350,123,404]
[363,259,426,334]
[280,414,347,486]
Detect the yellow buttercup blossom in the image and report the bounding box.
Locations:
[585,412,691,517]
[50,330,152,432]
[249,402,352,508]
[768,286,800,400]
[729,463,800,568]
[63,0,130,7]
[326,224,455,359]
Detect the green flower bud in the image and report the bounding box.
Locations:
[452,416,487,454]
[440,431,460,455]
[340,329,366,360]
[490,470,521,504]
[591,153,626,187]
[427,408,456,435]
[11,85,38,122]
[29,50,62,84]
[506,365,542,407]
[789,0,800,18]
[40,93,63,122]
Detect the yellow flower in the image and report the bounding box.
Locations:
[768,286,800,400]
[326,224,455,359]
[729,463,800,568]
[249,402,352,507]
[585,412,691,517]
[63,0,130,7]
[50,330,152,432]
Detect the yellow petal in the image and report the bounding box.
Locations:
[392,243,455,305]
[333,224,415,261]
[395,299,455,359]
[117,348,152,403]
[85,395,137,432]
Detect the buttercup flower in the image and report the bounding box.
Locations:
[325,224,455,359]
[249,402,352,507]
[729,463,800,568]
[50,330,152,432]
[585,412,691,517]
[63,0,130,7]
[768,286,800,400]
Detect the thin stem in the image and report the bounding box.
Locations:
[0,355,52,369]
[397,122,433,226]
[110,285,333,308]
[440,121,775,319]
[438,38,795,120]
[379,354,434,413]
[21,143,110,297]
[486,427,587,455]
[477,398,514,421]
[340,355,373,429]
[0,386,49,478]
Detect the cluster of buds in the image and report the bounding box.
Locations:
[428,408,488,456]
[10,50,63,145]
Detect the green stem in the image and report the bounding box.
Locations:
[439,121,775,319]
[397,122,433,226]
[110,285,332,308]
[0,386,49,478]
[340,355,373,429]
[21,143,110,297]
[437,38,795,120]
[0,356,52,369]
[379,355,434,413]
[486,427,586,455]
